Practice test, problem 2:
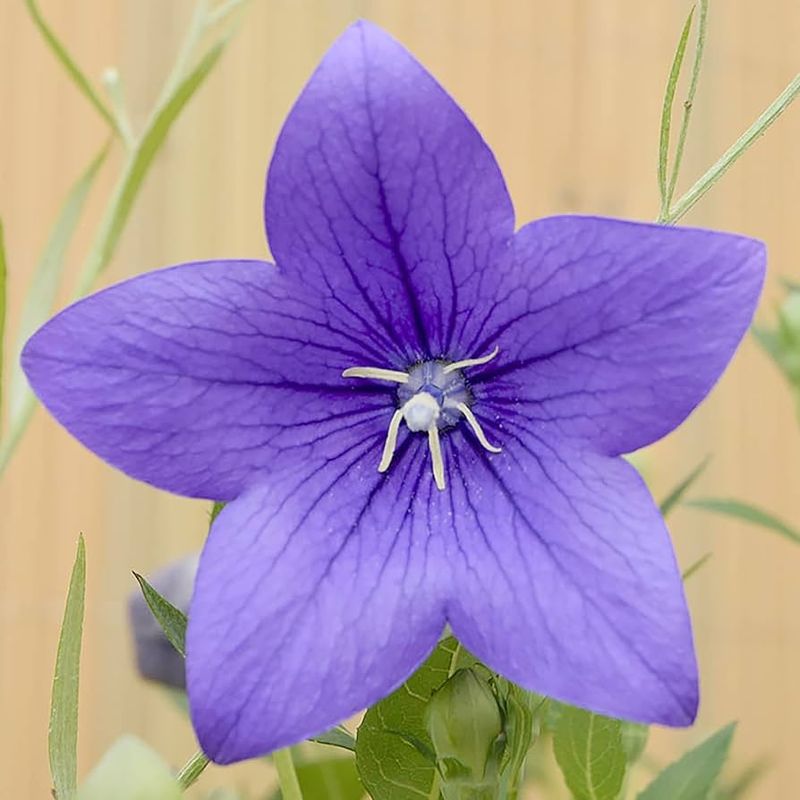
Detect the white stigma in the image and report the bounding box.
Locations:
[342,347,501,491]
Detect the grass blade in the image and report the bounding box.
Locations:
[659,457,709,518]
[681,552,712,581]
[658,7,695,213]
[49,535,87,800]
[8,143,109,423]
[686,498,800,545]
[133,572,187,657]
[25,0,118,133]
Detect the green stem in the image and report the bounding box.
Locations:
[664,71,800,224]
[273,748,303,800]
[176,749,210,790]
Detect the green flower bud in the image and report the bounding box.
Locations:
[425,668,504,796]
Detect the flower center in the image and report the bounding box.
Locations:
[342,347,501,491]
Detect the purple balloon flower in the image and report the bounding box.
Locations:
[23,22,764,763]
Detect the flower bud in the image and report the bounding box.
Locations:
[425,668,504,795]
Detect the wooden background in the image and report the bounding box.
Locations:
[1,1,799,797]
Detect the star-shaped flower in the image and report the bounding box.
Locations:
[23,22,765,763]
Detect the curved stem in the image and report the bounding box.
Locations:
[273,748,303,800]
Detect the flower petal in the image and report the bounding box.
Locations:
[265,21,514,363]
[468,216,765,455]
[442,430,698,726]
[22,260,392,499]
[186,435,448,763]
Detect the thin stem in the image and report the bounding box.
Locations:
[176,749,210,790]
[664,0,709,213]
[156,0,210,108]
[664,71,800,224]
[102,68,136,151]
[273,748,303,800]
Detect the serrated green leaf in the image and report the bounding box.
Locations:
[659,458,709,518]
[658,7,695,210]
[0,220,7,430]
[49,535,86,800]
[268,757,364,800]
[638,722,735,800]
[25,0,118,132]
[311,725,357,752]
[77,735,181,800]
[133,572,187,657]
[356,636,477,800]
[8,143,109,424]
[552,705,627,800]
[686,498,800,545]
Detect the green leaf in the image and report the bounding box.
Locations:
[658,6,695,211]
[77,735,181,800]
[210,500,226,526]
[659,458,709,518]
[49,535,86,800]
[76,40,227,293]
[7,143,109,424]
[269,757,364,800]
[0,219,7,430]
[132,572,187,656]
[686,498,800,545]
[552,705,627,800]
[25,0,118,132]
[356,636,477,800]
[620,722,649,764]
[638,722,736,800]
[311,725,357,752]
[712,757,769,800]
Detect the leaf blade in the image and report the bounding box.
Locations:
[552,705,627,800]
[659,457,709,518]
[49,535,87,800]
[637,722,735,800]
[25,0,118,132]
[132,572,187,657]
[686,498,800,545]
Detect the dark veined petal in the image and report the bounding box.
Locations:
[22,260,393,500]
[186,434,448,763]
[442,429,698,726]
[265,20,514,364]
[468,216,765,455]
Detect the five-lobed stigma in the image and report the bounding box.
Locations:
[342,347,501,490]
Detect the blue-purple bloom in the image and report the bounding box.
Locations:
[23,22,764,763]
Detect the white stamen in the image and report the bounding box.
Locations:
[428,426,445,490]
[378,409,404,473]
[442,346,500,375]
[456,403,502,454]
[342,366,410,383]
[403,392,440,432]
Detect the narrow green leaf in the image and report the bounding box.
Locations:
[8,143,109,423]
[77,736,181,800]
[751,325,784,366]
[552,705,627,800]
[686,498,800,545]
[25,0,118,132]
[75,40,227,294]
[132,572,187,657]
[49,535,86,800]
[269,757,364,800]
[311,725,357,752]
[713,757,769,800]
[0,220,7,431]
[681,552,712,581]
[664,0,709,213]
[658,7,695,212]
[659,457,709,518]
[356,636,477,800]
[620,722,649,764]
[210,500,226,526]
[638,722,735,800]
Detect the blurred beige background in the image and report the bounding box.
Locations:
[1,0,799,797]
